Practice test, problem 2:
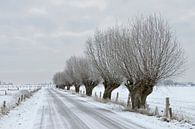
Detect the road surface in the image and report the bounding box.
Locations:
[32,88,146,129]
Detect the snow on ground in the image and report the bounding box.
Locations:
[147,86,195,123]
[0,88,44,129]
[0,85,41,115]
[0,86,194,129]
[60,89,194,129]
[79,84,195,126]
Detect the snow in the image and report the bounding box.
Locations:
[0,88,44,129]
[0,85,194,129]
[148,86,195,123]
[0,85,41,115]
[79,84,195,127]
[60,89,195,129]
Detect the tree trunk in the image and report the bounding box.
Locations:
[67,86,70,90]
[140,86,153,107]
[84,80,98,96]
[75,86,80,93]
[130,91,143,109]
[103,82,119,100]
[86,87,93,96]
[126,82,154,110]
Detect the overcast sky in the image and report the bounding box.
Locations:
[0,0,195,84]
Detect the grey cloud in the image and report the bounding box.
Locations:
[0,0,195,83]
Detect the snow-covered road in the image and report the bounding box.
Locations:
[1,88,193,129]
[33,89,146,129]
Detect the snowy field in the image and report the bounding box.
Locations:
[78,84,195,124]
[0,85,41,115]
[1,88,194,129]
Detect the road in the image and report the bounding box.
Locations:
[32,88,146,129]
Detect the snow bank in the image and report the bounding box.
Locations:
[79,84,195,124]
[0,85,41,115]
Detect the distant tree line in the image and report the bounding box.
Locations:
[53,15,185,110]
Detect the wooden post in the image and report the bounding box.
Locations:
[100,92,102,99]
[24,94,26,101]
[168,108,172,120]
[95,92,97,98]
[3,101,6,108]
[21,95,24,101]
[17,97,21,105]
[115,92,119,103]
[2,101,6,114]
[165,97,170,118]
[127,93,131,107]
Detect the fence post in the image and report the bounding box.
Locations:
[127,93,131,107]
[24,94,26,101]
[17,97,21,105]
[3,101,6,108]
[168,108,172,120]
[2,101,7,114]
[165,97,172,119]
[22,95,24,101]
[100,92,102,99]
[115,92,119,103]
[95,92,97,98]
[165,97,170,118]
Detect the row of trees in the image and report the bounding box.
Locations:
[53,15,185,110]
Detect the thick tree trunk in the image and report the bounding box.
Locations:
[75,86,80,93]
[130,91,143,109]
[84,80,98,96]
[67,86,70,90]
[103,82,119,100]
[86,87,93,96]
[58,85,64,89]
[126,82,154,110]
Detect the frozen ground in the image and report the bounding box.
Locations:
[0,88,43,129]
[83,84,195,124]
[0,85,41,114]
[0,88,194,129]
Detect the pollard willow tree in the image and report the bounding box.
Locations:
[86,30,122,99]
[74,57,100,96]
[110,15,185,109]
[62,69,73,90]
[65,56,81,93]
[53,72,67,89]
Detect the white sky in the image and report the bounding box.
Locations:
[0,0,195,84]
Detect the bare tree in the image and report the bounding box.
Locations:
[53,72,67,89]
[65,56,82,93]
[53,72,59,88]
[74,57,100,96]
[110,15,185,109]
[62,70,73,90]
[86,30,122,99]
[54,14,185,110]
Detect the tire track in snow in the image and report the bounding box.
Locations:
[49,90,111,129]
[49,90,90,129]
[48,92,69,129]
[38,106,46,129]
[52,89,147,129]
